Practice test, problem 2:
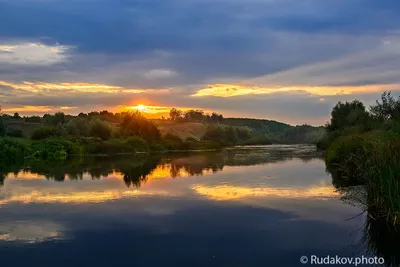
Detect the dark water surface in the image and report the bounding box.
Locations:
[0,145,381,266]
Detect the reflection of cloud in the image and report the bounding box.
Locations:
[0,190,174,205]
[192,185,339,201]
[0,221,65,243]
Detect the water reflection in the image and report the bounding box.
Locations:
[1,146,321,188]
[0,145,380,267]
[328,166,400,267]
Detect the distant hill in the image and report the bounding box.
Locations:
[154,118,325,144]
[222,118,292,135]
[222,118,325,144]
[2,116,325,144]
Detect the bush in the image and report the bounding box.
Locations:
[89,119,112,140]
[0,137,30,161]
[162,133,185,150]
[0,117,7,136]
[123,136,149,152]
[30,138,83,160]
[65,117,90,136]
[31,126,61,140]
[7,128,24,138]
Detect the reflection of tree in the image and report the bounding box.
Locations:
[0,146,323,188]
[118,157,160,188]
[362,213,400,267]
[328,162,400,266]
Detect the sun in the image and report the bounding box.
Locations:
[135,104,146,111]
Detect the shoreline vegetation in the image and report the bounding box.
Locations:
[0,108,324,161]
[319,91,400,225]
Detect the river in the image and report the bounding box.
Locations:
[0,145,394,266]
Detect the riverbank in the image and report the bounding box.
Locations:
[0,136,225,162]
[321,92,400,224]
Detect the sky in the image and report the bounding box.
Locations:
[1,0,400,125]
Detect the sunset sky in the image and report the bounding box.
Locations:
[1,0,400,125]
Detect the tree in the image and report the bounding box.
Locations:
[89,119,112,140]
[13,113,21,120]
[183,109,204,122]
[65,117,90,136]
[43,112,65,126]
[370,91,400,121]
[31,126,61,140]
[169,108,182,121]
[119,112,161,141]
[327,100,370,132]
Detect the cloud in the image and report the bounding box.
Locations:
[0,80,169,94]
[143,69,178,79]
[0,42,70,65]
[1,0,400,124]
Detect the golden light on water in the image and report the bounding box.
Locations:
[192,185,339,201]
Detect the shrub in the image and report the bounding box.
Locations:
[7,128,24,138]
[162,133,185,150]
[0,117,6,136]
[123,136,149,152]
[31,126,61,140]
[89,119,112,140]
[30,138,83,160]
[65,117,90,136]
[0,137,30,161]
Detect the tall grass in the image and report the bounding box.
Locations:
[326,131,400,223]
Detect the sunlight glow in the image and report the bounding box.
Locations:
[192,83,400,97]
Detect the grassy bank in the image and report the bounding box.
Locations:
[0,135,226,162]
[322,92,400,224]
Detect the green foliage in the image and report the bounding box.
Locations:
[56,122,68,136]
[83,137,148,155]
[6,128,24,138]
[24,115,42,123]
[43,112,65,126]
[0,117,6,136]
[65,117,90,136]
[0,137,30,162]
[31,126,61,140]
[241,134,272,145]
[327,100,370,132]
[370,91,400,121]
[89,119,112,140]
[30,138,83,160]
[169,108,223,123]
[282,125,326,144]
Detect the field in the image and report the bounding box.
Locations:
[152,120,208,140]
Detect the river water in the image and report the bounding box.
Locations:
[0,145,390,266]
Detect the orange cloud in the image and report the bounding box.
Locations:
[0,80,169,94]
[192,83,400,97]
[1,106,76,113]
